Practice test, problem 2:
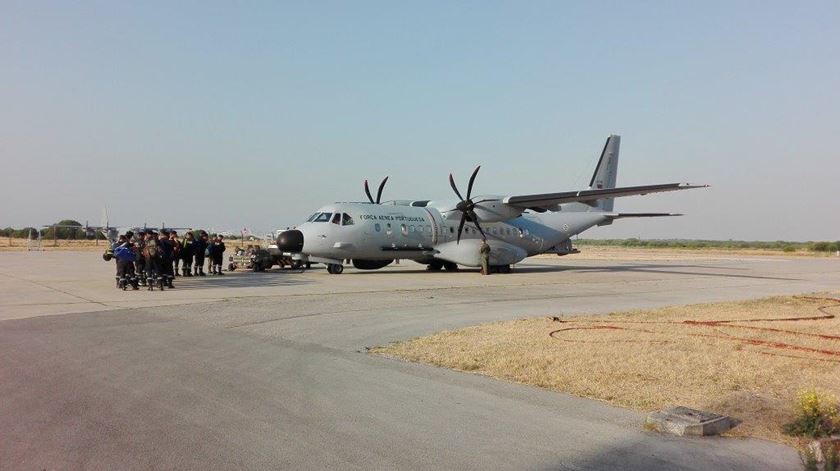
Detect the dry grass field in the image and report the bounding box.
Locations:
[374,295,840,445]
[0,237,106,252]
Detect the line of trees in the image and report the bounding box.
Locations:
[1,220,96,239]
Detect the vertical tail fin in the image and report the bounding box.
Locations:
[589,134,620,211]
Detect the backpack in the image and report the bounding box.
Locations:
[114,245,137,262]
[145,240,159,258]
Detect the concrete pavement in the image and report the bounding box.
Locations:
[2,251,838,469]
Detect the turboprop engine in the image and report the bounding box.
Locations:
[464,197,523,222]
[442,166,524,242]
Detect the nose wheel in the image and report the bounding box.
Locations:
[326,263,344,275]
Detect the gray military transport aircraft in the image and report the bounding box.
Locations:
[276,135,707,274]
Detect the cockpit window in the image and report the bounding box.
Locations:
[331,213,341,225]
[313,212,332,223]
[307,213,320,222]
[342,213,354,226]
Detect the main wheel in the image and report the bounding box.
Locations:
[443,261,459,272]
[426,260,443,271]
[327,263,344,274]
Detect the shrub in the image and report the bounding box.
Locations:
[784,389,839,438]
[783,245,797,253]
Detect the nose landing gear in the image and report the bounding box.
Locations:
[326,263,344,275]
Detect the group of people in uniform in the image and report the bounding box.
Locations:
[107,230,227,291]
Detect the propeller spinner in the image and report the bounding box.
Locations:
[449,166,488,244]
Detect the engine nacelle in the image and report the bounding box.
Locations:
[431,196,524,223]
[469,197,523,222]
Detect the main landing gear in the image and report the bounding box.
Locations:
[326,263,344,275]
[492,264,513,274]
[427,261,459,271]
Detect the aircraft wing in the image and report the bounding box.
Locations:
[502,183,707,208]
[601,212,683,219]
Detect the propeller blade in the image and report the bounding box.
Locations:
[364,179,375,204]
[456,213,467,244]
[466,165,481,200]
[469,212,487,239]
[449,173,464,201]
[376,176,389,204]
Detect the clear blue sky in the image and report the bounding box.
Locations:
[2,1,838,240]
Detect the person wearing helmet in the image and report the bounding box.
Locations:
[193,231,208,276]
[170,230,182,277]
[113,234,139,290]
[210,234,225,275]
[180,231,195,276]
[158,230,175,288]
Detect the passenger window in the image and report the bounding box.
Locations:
[401,224,407,235]
[386,223,392,235]
[375,223,381,232]
[449,227,454,234]
[331,213,341,224]
[342,213,354,226]
[314,213,332,223]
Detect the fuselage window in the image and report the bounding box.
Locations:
[449,227,454,234]
[386,223,392,235]
[331,213,341,225]
[342,213,354,226]
[409,225,415,233]
[401,224,407,235]
[518,228,524,237]
[314,212,332,223]
[375,223,381,232]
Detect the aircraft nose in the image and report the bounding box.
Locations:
[276,229,304,253]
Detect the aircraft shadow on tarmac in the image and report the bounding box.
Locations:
[513,263,800,281]
[167,271,312,290]
[343,262,799,282]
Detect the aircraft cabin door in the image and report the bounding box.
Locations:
[423,208,441,246]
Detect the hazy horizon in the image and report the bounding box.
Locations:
[2,1,838,240]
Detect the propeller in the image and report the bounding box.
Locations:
[449,166,488,244]
[364,176,389,204]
